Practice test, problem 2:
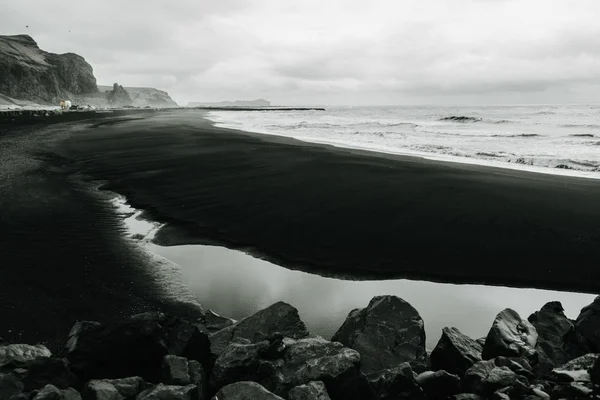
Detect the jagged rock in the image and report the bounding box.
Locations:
[494,356,534,380]
[464,360,517,395]
[22,357,78,391]
[83,380,123,400]
[492,392,509,400]
[589,355,600,385]
[575,296,600,351]
[365,363,422,400]
[161,355,190,386]
[528,302,588,375]
[205,311,236,333]
[452,395,483,400]
[0,373,23,400]
[0,35,98,104]
[62,387,83,400]
[482,309,538,362]
[136,384,197,400]
[210,302,308,358]
[88,377,146,399]
[287,381,331,400]
[212,341,270,388]
[33,384,63,400]
[106,83,132,107]
[415,370,461,399]
[66,313,209,382]
[212,381,284,400]
[0,344,52,366]
[331,296,426,374]
[552,353,598,382]
[430,327,482,376]
[550,381,594,398]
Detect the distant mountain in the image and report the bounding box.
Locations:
[188,99,271,107]
[0,34,98,104]
[98,85,178,108]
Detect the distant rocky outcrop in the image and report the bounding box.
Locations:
[98,85,178,108]
[0,34,98,104]
[188,99,271,107]
[105,83,133,107]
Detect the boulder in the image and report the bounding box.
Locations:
[210,302,308,358]
[0,344,52,367]
[331,296,426,374]
[83,380,123,400]
[86,377,146,399]
[528,302,588,374]
[415,370,461,399]
[464,360,517,395]
[589,354,600,385]
[62,388,83,400]
[22,357,78,391]
[552,353,598,383]
[288,381,331,400]
[66,314,210,382]
[482,309,537,362]
[0,373,23,400]
[212,381,284,400]
[136,384,197,400]
[32,384,63,400]
[365,363,422,400]
[161,356,190,386]
[575,296,600,351]
[212,341,270,388]
[204,311,236,333]
[430,327,482,376]
[451,395,483,400]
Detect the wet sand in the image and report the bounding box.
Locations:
[2,109,600,349]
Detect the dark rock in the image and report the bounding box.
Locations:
[66,314,210,383]
[589,355,600,385]
[451,394,483,400]
[528,302,588,375]
[550,381,594,399]
[575,296,600,351]
[0,35,98,104]
[415,370,461,399]
[106,84,132,107]
[82,380,123,400]
[464,360,517,395]
[136,384,197,400]
[97,377,146,399]
[22,357,78,391]
[365,363,422,400]
[212,341,270,388]
[210,302,308,358]
[0,373,23,400]
[212,381,284,400]
[482,309,538,362]
[33,384,63,400]
[552,353,598,383]
[205,311,236,333]
[331,296,426,374]
[494,356,534,380]
[430,327,482,376]
[188,360,207,400]
[62,387,83,400]
[0,344,52,367]
[288,381,331,400]
[161,356,190,386]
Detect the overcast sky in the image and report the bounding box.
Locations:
[3,1,600,106]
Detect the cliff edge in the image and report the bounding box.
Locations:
[0,34,98,104]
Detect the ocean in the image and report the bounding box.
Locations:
[206,104,600,178]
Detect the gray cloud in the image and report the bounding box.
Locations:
[3,0,600,105]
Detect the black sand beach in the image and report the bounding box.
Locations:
[2,109,600,348]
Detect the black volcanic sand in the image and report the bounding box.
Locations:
[48,110,600,292]
[0,110,203,352]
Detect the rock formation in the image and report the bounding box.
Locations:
[0,35,98,104]
[106,83,133,107]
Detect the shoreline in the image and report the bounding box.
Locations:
[49,109,600,294]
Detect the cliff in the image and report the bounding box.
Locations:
[98,85,178,108]
[188,99,271,107]
[0,34,98,104]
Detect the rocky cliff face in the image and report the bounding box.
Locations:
[0,34,98,104]
[106,83,133,107]
[98,85,178,107]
